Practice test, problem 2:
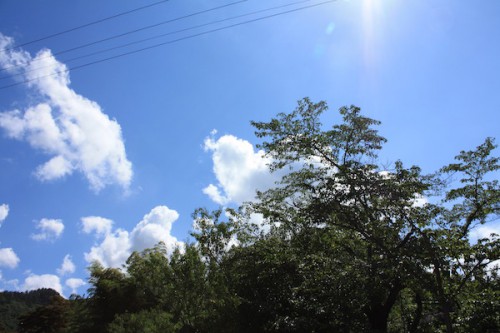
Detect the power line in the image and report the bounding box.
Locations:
[0,0,310,82]
[0,0,247,74]
[53,0,248,57]
[0,0,336,91]
[1,0,172,52]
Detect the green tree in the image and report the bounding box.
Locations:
[42,99,498,333]
[126,242,174,312]
[190,208,241,332]
[413,138,500,332]
[107,309,178,333]
[249,98,433,332]
[86,263,134,333]
[245,98,499,332]
[18,295,69,333]
[0,289,61,333]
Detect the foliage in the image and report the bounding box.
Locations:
[18,295,69,333]
[2,98,498,333]
[0,289,60,333]
[248,98,499,332]
[107,309,177,333]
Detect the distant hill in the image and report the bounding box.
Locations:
[0,288,60,333]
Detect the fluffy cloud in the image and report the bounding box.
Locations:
[470,223,500,242]
[57,254,75,276]
[65,278,86,295]
[0,33,132,192]
[203,134,279,205]
[85,229,131,268]
[84,206,183,268]
[81,216,113,237]
[130,206,181,253]
[22,274,62,295]
[0,248,20,269]
[0,204,8,226]
[31,218,64,241]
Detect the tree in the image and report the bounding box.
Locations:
[245,98,499,332]
[25,98,497,333]
[18,295,69,333]
[191,208,240,265]
[413,138,500,332]
[126,242,174,311]
[86,262,134,333]
[108,309,178,333]
[248,98,430,332]
[0,289,61,333]
[190,208,242,332]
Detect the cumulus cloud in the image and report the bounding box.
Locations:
[0,204,8,226]
[81,216,113,237]
[130,206,181,253]
[0,248,20,269]
[0,33,132,192]
[65,278,86,295]
[203,134,279,205]
[83,206,183,268]
[31,218,64,241]
[22,274,62,295]
[57,254,75,276]
[85,229,131,268]
[470,223,500,242]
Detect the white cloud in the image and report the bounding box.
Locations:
[0,248,20,269]
[57,254,75,276]
[203,134,278,205]
[31,218,64,241]
[130,206,181,253]
[84,206,183,268]
[469,223,500,275]
[412,195,428,207]
[85,228,131,268]
[81,216,113,237]
[0,277,19,291]
[22,274,62,295]
[470,223,500,242]
[35,155,73,181]
[0,33,132,192]
[202,184,228,206]
[65,278,86,295]
[0,204,8,226]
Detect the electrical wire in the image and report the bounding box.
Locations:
[1,0,172,52]
[0,0,336,91]
[0,0,310,82]
[0,0,247,73]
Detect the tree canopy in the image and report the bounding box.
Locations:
[5,98,498,333]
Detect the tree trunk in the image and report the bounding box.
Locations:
[366,278,403,333]
[408,291,423,333]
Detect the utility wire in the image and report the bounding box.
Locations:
[1,0,172,52]
[0,0,336,91]
[0,0,247,73]
[0,0,310,82]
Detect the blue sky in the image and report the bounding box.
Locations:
[0,0,499,297]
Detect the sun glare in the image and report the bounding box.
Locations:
[362,0,383,67]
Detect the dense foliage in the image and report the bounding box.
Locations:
[3,99,499,333]
[0,289,61,332]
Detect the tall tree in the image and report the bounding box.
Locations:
[249,98,431,332]
[86,263,134,333]
[126,242,174,312]
[247,98,499,332]
[414,138,500,332]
